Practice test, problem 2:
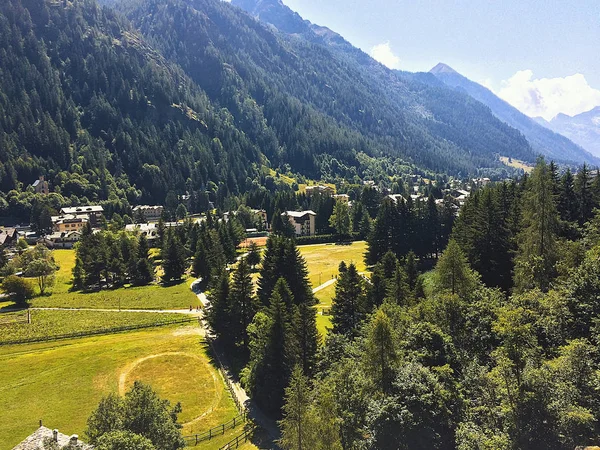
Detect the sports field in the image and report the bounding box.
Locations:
[0,326,238,448]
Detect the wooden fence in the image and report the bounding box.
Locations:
[183,413,246,446]
[219,425,256,450]
[0,310,30,326]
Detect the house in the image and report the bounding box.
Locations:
[132,205,164,222]
[51,214,88,233]
[125,223,160,243]
[60,206,104,227]
[31,176,49,195]
[250,209,269,229]
[40,231,82,249]
[283,210,316,236]
[332,194,350,203]
[13,424,92,450]
[305,185,334,197]
[0,227,18,247]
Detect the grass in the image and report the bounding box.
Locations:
[0,309,190,344]
[31,281,201,310]
[299,241,368,288]
[0,326,238,448]
[29,250,200,310]
[314,283,335,308]
[499,156,534,173]
[316,313,332,338]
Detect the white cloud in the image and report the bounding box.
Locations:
[369,42,401,70]
[496,70,600,121]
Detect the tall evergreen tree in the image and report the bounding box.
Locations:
[134,235,153,285]
[433,239,477,298]
[279,366,313,450]
[229,258,257,353]
[513,157,560,293]
[331,263,366,336]
[161,228,186,283]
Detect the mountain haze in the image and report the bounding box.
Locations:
[429,63,599,165]
[540,107,600,158]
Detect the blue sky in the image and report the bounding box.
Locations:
[282,0,600,120]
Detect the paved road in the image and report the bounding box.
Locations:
[312,278,336,293]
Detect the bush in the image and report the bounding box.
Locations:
[2,275,35,305]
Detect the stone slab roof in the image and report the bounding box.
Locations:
[12,426,93,450]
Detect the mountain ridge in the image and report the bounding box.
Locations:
[428,63,599,165]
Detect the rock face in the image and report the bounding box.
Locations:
[545,107,600,158]
[429,63,600,165]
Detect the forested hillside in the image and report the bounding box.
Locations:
[0,0,272,219]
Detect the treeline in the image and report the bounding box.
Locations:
[72,212,245,289]
[206,235,318,416]
[274,158,600,450]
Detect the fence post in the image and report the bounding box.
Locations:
[27,309,31,324]
[209,429,211,440]
[222,423,225,434]
[233,417,236,428]
[195,434,198,445]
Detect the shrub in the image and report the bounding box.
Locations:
[2,275,35,305]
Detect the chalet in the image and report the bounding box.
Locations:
[31,176,49,195]
[305,185,334,197]
[251,209,269,229]
[39,231,82,249]
[125,223,160,243]
[0,227,18,248]
[333,194,350,203]
[60,206,104,227]
[283,210,316,237]
[13,424,92,450]
[51,214,88,233]
[132,205,164,222]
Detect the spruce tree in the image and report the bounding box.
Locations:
[292,301,319,377]
[331,263,366,336]
[246,241,261,270]
[279,366,313,450]
[514,157,560,293]
[574,163,594,225]
[229,258,257,353]
[386,265,411,306]
[364,309,397,394]
[161,228,186,283]
[135,235,154,285]
[207,271,232,347]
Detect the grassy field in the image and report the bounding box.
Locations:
[0,326,238,448]
[499,156,534,173]
[314,283,335,308]
[316,313,332,338]
[299,241,368,288]
[0,310,190,344]
[31,281,201,310]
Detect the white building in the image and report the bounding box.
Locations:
[283,210,316,236]
[133,205,164,222]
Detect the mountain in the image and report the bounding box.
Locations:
[0,0,550,225]
[541,107,600,158]
[119,0,539,176]
[429,63,599,165]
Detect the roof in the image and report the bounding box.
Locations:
[283,210,316,218]
[32,180,41,187]
[12,426,92,450]
[46,231,82,240]
[132,205,163,211]
[60,206,104,214]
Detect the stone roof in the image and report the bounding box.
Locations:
[60,206,104,214]
[12,426,93,450]
[283,210,316,218]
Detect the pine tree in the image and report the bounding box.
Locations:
[364,309,397,393]
[514,157,560,293]
[279,366,313,450]
[292,301,319,377]
[574,163,594,225]
[366,198,398,265]
[329,200,351,237]
[246,241,261,270]
[404,251,419,291]
[135,235,153,285]
[331,263,366,336]
[229,258,257,353]
[247,282,297,415]
[386,265,411,306]
[433,239,477,297]
[161,228,186,283]
[206,271,232,345]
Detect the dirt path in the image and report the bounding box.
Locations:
[312,278,336,293]
[32,307,203,315]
